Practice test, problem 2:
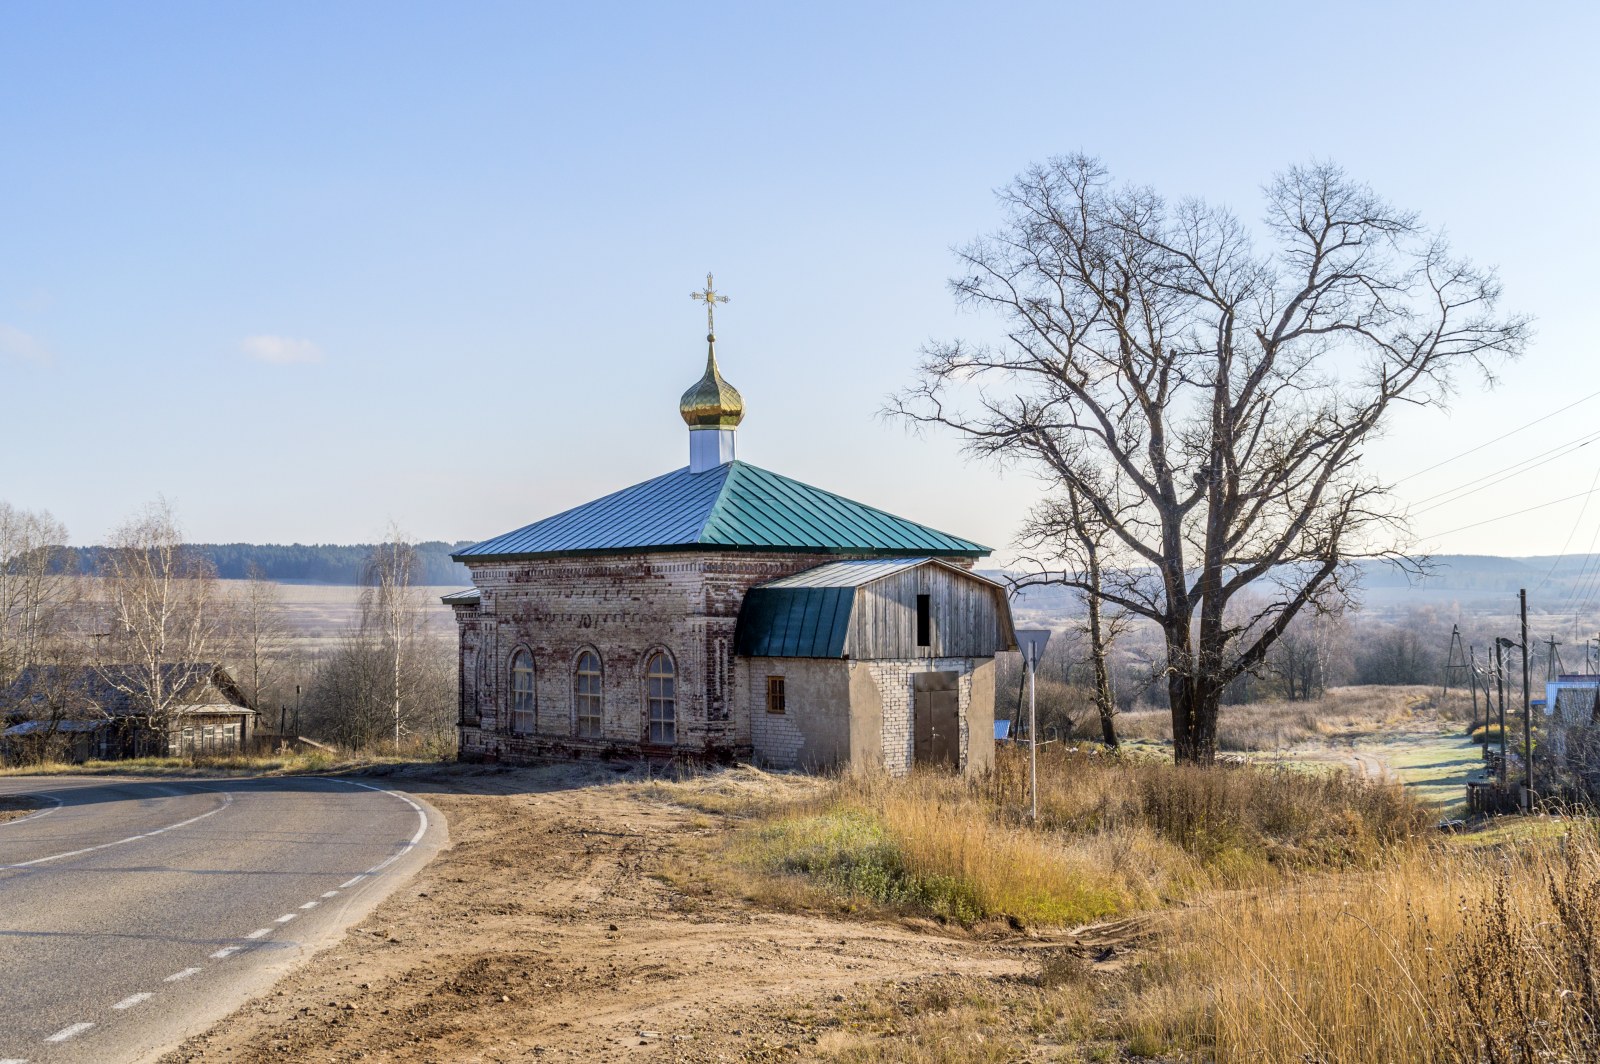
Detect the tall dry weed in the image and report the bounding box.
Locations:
[1167,824,1600,1063]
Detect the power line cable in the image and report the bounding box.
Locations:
[1536,463,1600,592]
[1420,485,1600,540]
[1395,386,1600,485]
[1409,429,1600,513]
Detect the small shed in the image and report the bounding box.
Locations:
[735,558,1016,775]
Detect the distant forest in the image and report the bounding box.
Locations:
[69,542,474,586]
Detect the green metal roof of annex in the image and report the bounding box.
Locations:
[453,460,990,562]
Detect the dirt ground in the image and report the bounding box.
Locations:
[162,762,1094,1064]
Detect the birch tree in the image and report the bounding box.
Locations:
[96,499,222,744]
[228,563,288,714]
[0,503,75,687]
[894,156,1529,764]
[363,525,420,752]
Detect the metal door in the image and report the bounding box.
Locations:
[913,671,960,769]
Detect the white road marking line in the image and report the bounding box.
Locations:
[339,876,365,889]
[1,1057,30,1063]
[299,901,318,909]
[0,792,63,829]
[330,780,429,875]
[1,791,234,869]
[321,890,339,898]
[210,946,241,959]
[163,968,202,983]
[112,993,152,1010]
[274,913,297,923]
[45,1023,92,1042]
[245,928,272,939]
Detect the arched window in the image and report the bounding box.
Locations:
[644,651,675,745]
[574,650,603,738]
[510,649,536,734]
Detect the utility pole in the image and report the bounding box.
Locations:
[1545,635,1564,682]
[1495,637,1511,786]
[1468,646,1482,731]
[1521,589,1534,805]
[1442,624,1468,703]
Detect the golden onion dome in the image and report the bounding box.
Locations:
[679,334,745,428]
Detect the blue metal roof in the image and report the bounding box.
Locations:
[454,461,989,561]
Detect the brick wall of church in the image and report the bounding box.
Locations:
[454,550,856,762]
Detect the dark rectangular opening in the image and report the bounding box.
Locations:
[766,675,786,714]
[916,593,931,647]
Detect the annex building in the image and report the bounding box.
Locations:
[446,282,1016,774]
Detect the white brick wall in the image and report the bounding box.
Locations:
[868,658,976,776]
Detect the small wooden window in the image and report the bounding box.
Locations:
[766,675,786,714]
[916,593,931,647]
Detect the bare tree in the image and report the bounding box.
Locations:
[95,499,223,747]
[363,525,420,752]
[1268,611,1344,701]
[893,156,1529,763]
[1016,485,1131,747]
[228,563,289,718]
[0,502,76,688]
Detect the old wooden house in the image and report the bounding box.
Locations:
[0,663,255,763]
[445,305,1017,775]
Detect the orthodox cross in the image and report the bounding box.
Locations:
[690,272,729,335]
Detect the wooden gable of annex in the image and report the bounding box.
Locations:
[734,558,1018,661]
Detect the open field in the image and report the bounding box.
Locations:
[220,580,460,649]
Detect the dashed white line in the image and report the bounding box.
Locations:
[210,946,241,959]
[299,901,318,910]
[112,993,152,1010]
[245,928,272,939]
[163,967,202,983]
[321,890,339,898]
[339,876,365,889]
[274,913,297,924]
[1,791,233,869]
[1,1056,30,1063]
[45,1023,93,1042]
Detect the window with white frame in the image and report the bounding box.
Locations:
[645,651,675,745]
[511,649,536,734]
[575,650,603,738]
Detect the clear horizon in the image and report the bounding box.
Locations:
[5,2,1598,565]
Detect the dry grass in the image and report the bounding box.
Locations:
[0,747,451,778]
[1137,820,1600,1063]
[792,819,1600,1064]
[673,745,1429,930]
[1117,685,1438,751]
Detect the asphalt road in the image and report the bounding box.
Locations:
[0,774,445,1064]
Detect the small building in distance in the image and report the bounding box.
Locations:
[0,663,255,763]
[445,290,1016,775]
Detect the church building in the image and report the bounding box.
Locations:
[446,279,1016,775]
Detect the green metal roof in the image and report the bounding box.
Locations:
[736,584,856,658]
[454,460,989,561]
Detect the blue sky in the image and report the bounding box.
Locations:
[3,2,1597,563]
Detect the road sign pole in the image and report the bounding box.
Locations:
[1016,629,1051,823]
[1029,642,1038,822]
